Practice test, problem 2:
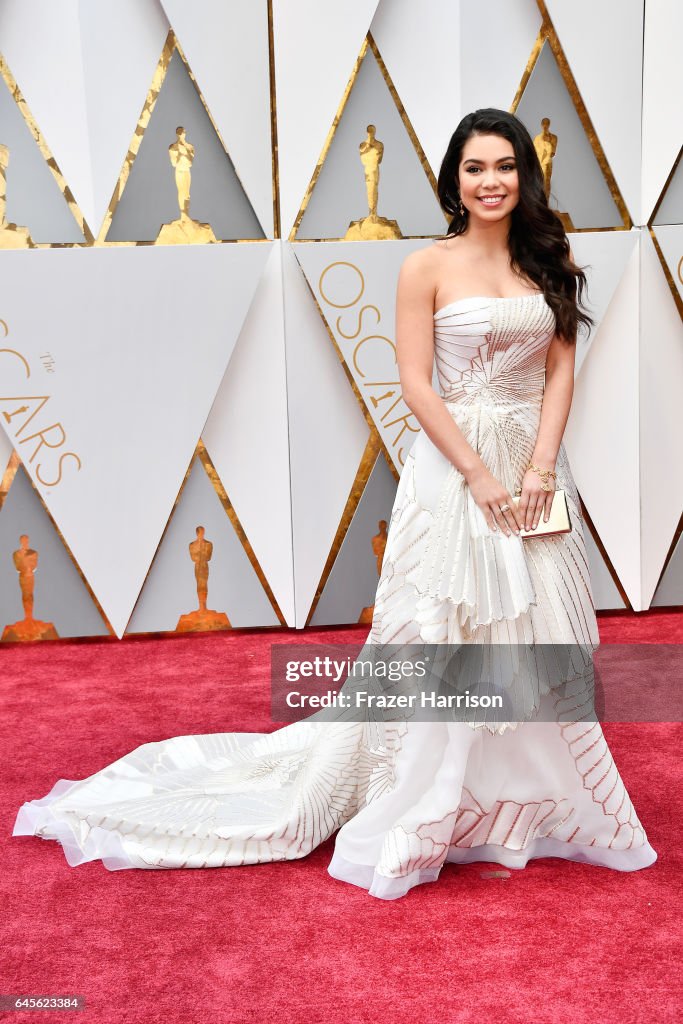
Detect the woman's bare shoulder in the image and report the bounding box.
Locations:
[399,238,455,278]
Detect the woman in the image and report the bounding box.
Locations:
[13,109,657,900]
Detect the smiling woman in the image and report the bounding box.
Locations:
[433,108,593,343]
[12,108,657,903]
[462,150,519,212]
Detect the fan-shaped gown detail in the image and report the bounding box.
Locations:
[13,293,657,900]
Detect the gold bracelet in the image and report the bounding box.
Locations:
[526,462,556,478]
[526,462,557,492]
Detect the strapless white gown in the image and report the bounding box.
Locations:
[13,293,657,899]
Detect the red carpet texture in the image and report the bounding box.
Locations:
[2,610,681,1024]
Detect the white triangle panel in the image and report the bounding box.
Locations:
[642,0,683,223]
[285,242,370,627]
[202,241,295,625]
[0,242,271,636]
[273,0,380,237]
[295,43,444,240]
[545,0,643,225]
[563,237,642,608]
[0,0,92,227]
[460,0,542,114]
[583,527,627,611]
[370,0,460,181]
[294,239,429,474]
[0,0,170,237]
[568,229,639,377]
[639,230,683,606]
[79,0,171,235]
[0,464,109,638]
[126,456,280,634]
[159,0,274,237]
[373,0,541,177]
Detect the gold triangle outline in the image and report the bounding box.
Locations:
[0,450,114,636]
[123,441,195,634]
[641,167,683,598]
[124,438,287,636]
[0,52,94,246]
[511,2,632,232]
[644,149,683,589]
[288,31,444,242]
[96,28,267,246]
[304,430,386,626]
[578,490,633,612]
[0,448,19,511]
[287,241,403,625]
[583,147,683,601]
[569,230,680,608]
[196,439,287,626]
[648,507,683,608]
[267,0,281,240]
[647,145,683,321]
[648,226,683,322]
[647,144,683,227]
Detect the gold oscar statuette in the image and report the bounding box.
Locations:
[155,127,217,245]
[0,143,33,249]
[344,125,402,240]
[2,534,58,642]
[176,526,231,632]
[533,117,574,232]
[358,519,388,624]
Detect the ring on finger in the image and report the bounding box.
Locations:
[493,507,512,535]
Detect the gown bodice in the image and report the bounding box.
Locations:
[427,292,557,502]
[432,293,556,407]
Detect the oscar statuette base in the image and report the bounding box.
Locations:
[2,619,59,642]
[0,223,33,249]
[344,214,402,240]
[175,609,232,633]
[155,215,217,245]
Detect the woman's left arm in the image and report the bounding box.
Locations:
[521,332,576,530]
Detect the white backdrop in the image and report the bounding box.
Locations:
[0,0,681,640]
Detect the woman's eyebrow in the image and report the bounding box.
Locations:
[462,156,516,165]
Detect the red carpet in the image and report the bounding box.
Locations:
[2,612,681,1024]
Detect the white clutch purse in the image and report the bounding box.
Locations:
[510,488,572,539]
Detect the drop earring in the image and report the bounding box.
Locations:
[458,196,465,217]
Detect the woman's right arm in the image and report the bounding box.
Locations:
[395,251,522,535]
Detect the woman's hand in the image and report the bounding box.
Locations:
[517,468,556,531]
[465,465,523,536]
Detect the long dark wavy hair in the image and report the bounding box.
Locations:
[436,108,593,343]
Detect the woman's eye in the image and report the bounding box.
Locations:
[464,165,515,173]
